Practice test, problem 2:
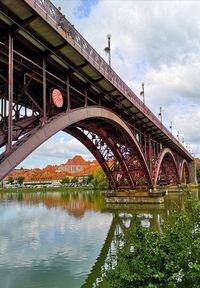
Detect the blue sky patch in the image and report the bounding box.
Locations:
[74,0,99,19]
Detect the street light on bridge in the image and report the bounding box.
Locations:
[140,82,145,105]
[104,34,111,66]
[177,131,180,141]
[158,107,162,123]
[169,121,173,134]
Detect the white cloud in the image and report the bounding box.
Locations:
[67,0,200,154]
[19,134,94,168]
[0,203,112,272]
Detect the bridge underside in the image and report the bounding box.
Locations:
[0,0,194,190]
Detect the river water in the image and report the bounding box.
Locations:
[0,189,199,288]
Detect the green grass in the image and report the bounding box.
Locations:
[0,186,94,194]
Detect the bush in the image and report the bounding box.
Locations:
[106,197,200,287]
[92,166,109,190]
[17,176,25,185]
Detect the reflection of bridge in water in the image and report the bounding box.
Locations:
[81,203,171,288]
[81,189,200,287]
[0,0,196,190]
[1,189,198,287]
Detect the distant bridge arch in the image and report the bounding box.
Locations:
[153,148,181,187]
[0,107,152,189]
[180,159,190,184]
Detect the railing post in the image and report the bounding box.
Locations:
[7,31,13,152]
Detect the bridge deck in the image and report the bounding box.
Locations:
[0,0,192,161]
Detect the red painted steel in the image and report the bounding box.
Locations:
[180,160,190,184]
[0,107,152,189]
[152,148,180,187]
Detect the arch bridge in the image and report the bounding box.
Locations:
[0,0,196,190]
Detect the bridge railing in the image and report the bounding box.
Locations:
[32,0,192,159]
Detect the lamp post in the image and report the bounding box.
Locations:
[104,34,111,66]
[177,131,180,141]
[169,121,172,134]
[140,82,145,105]
[158,107,162,123]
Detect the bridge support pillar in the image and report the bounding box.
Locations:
[188,161,198,185]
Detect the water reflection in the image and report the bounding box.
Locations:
[0,188,199,288]
[0,191,112,288]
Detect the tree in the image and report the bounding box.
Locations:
[87,174,94,184]
[197,163,200,183]
[106,197,200,288]
[71,177,78,184]
[60,177,70,185]
[17,176,25,185]
[7,176,14,185]
[92,166,109,190]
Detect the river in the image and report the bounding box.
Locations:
[0,189,199,288]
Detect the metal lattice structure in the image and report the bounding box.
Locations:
[0,0,195,189]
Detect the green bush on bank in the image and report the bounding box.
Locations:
[92,167,109,190]
[106,197,200,288]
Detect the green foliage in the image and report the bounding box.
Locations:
[106,197,200,288]
[60,177,70,185]
[92,166,109,190]
[197,164,200,182]
[71,177,78,184]
[86,174,94,184]
[7,176,14,185]
[17,176,25,185]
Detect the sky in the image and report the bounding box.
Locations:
[19,0,200,168]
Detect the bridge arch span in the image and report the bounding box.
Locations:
[0,107,152,189]
[180,159,190,184]
[152,148,181,187]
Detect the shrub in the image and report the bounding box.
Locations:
[106,197,200,287]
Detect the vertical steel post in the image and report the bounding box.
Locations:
[67,73,70,111]
[144,131,147,160]
[148,134,152,173]
[43,56,46,124]
[85,86,88,107]
[4,92,6,121]
[1,96,3,121]
[7,31,13,152]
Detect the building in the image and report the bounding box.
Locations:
[57,155,89,173]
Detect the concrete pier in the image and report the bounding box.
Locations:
[103,191,165,204]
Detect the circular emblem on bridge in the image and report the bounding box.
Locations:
[52,89,63,108]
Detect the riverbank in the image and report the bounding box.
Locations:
[0,186,94,194]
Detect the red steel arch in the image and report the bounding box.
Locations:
[152,148,181,187]
[0,107,152,189]
[180,159,190,184]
